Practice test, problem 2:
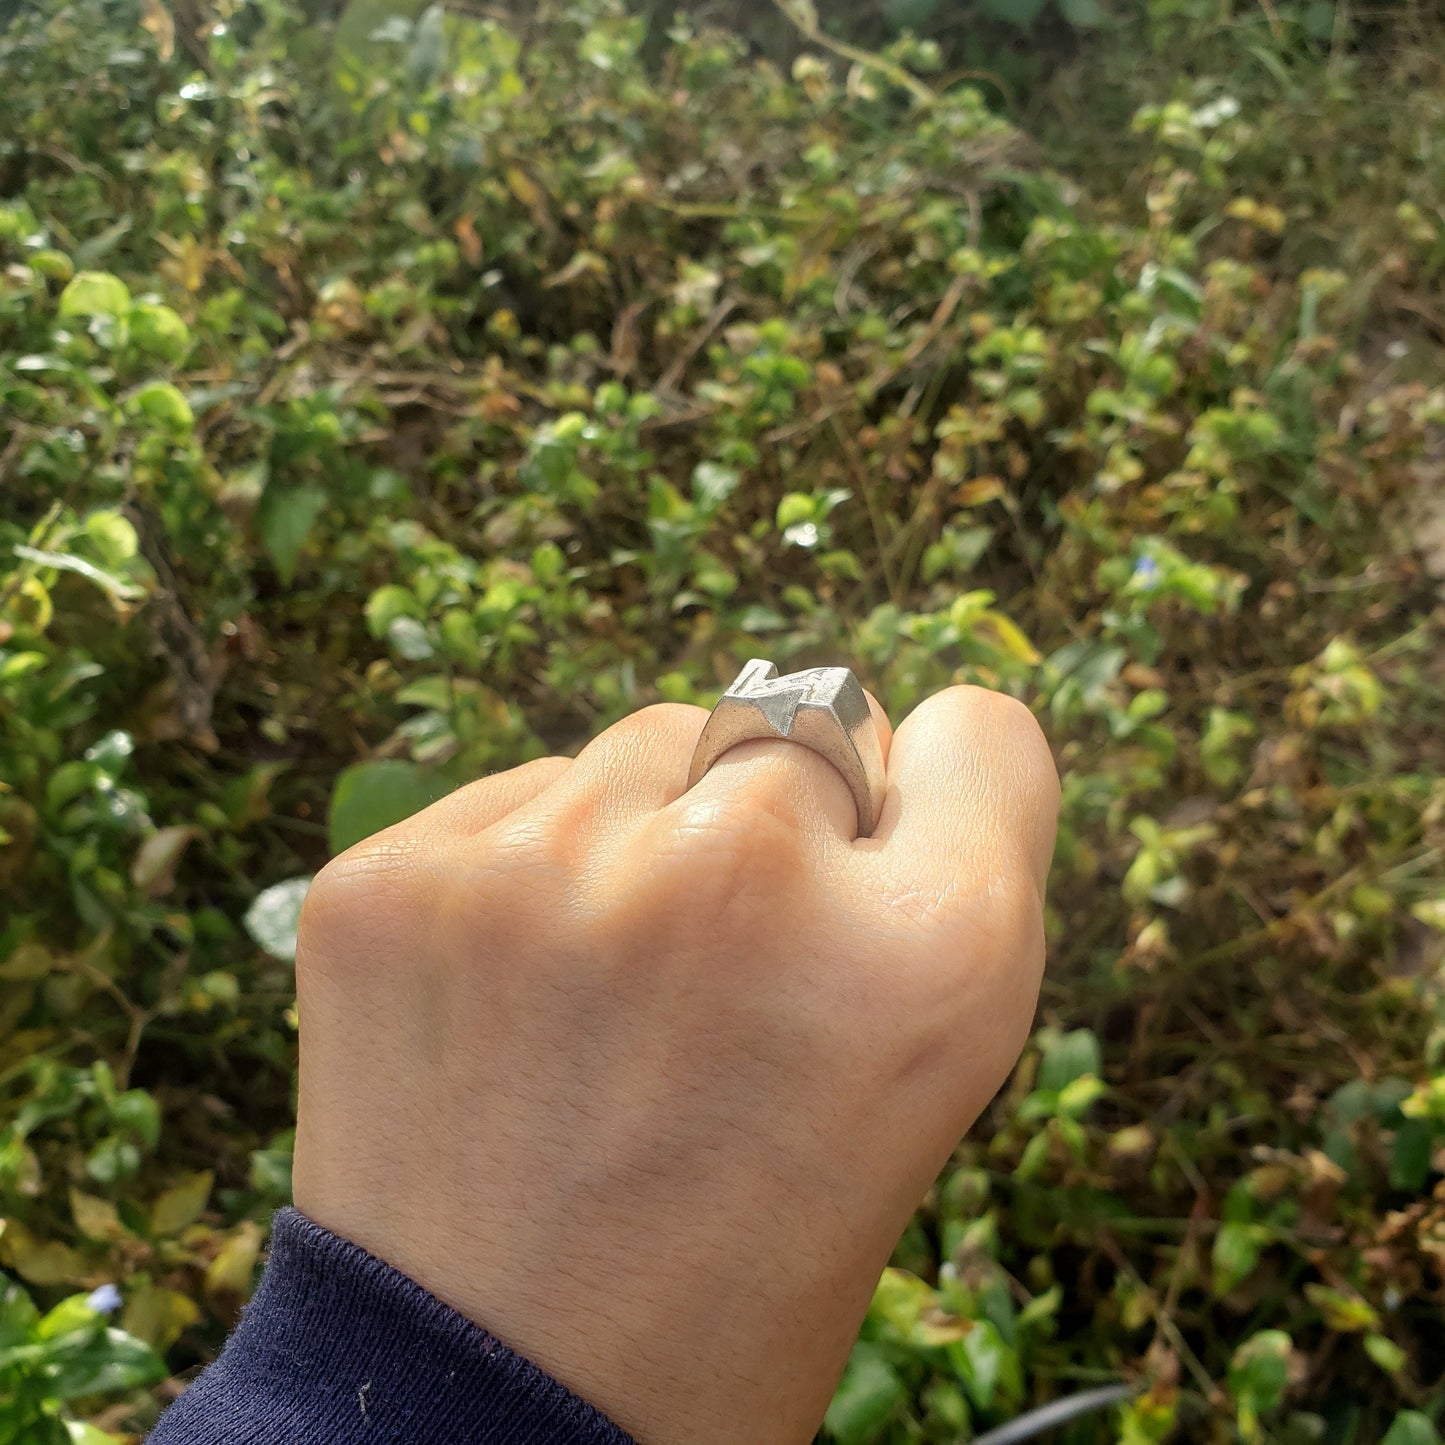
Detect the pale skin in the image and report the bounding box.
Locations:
[292,684,1060,1445]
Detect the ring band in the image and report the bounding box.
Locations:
[686,659,887,837]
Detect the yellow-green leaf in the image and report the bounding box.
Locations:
[70,1189,124,1242]
[121,1280,201,1351]
[58,270,131,319]
[982,610,1043,664]
[1305,1282,1380,1333]
[505,165,548,223]
[131,824,200,897]
[66,1423,121,1445]
[205,1220,265,1297]
[0,1219,90,1286]
[149,1170,213,1236]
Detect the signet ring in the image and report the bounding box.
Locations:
[685,658,887,838]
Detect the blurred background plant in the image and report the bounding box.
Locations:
[1,0,1442,1440]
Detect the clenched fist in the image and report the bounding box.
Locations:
[292,685,1059,1445]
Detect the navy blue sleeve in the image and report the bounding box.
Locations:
[148,1207,635,1445]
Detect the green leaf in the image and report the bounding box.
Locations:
[48,1325,165,1398]
[1055,1073,1107,1118]
[243,876,314,962]
[257,482,327,585]
[738,605,790,633]
[868,1267,933,1334]
[1364,1333,1407,1377]
[328,760,443,854]
[84,730,134,771]
[1302,0,1337,40]
[1037,1028,1103,1093]
[691,462,740,510]
[83,510,139,567]
[0,649,48,681]
[149,1170,213,1235]
[205,1220,264,1297]
[71,212,132,265]
[1389,1118,1434,1193]
[332,0,431,76]
[12,546,144,602]
[127,300,191,362]
[1228,1329,1292,1414]
[85,1137,141,1186]
[131,824,200,896]
[1212,1221,1264,1292]
[130,381,194,431]
[407,3,446,88]
[1382,1412,1442,1445]
[1058,0,1108,25]
[823,1347,905,1445]
[949,1319,1012,1410]
[1411,898,1445,931]
[0,1288,41,1355]
[249,1136,295,1202]
[110,1090,160,1148]
[58,270,132,319]
[365,584,422,637]
[386,615,435,661]
[776,493,815,529]
[38,1294,102,1343]
[923,525,993,582]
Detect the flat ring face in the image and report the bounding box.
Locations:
[685,658,887,837]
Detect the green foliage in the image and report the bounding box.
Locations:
[0,1278,164,1445]
[1,0,1444,1439]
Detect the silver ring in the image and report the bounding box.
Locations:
[686,658,887,837]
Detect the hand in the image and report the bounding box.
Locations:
[292,685,1059,1445]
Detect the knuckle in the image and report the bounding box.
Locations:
[297,833,436,967]
[636,794,804,929]
[436,812,562,927]
[584,701,708,759]
[478,803,569,868]
[882,856,1042,959]
[632,700,711,732]
[515,753,573,781]
[869,870,1045,1070]
[994,865,1048,963]
[965,859,1045,951]
[686,787,805,864]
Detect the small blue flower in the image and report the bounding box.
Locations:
[86,1283,122,1315]
[1132,555,1160,588]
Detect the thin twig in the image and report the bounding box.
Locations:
[657,297,739,397]
[766,269,972,446]
[70,946,153,1092]
[769,0,938,107]
[1097,1232,1218,1402]
[1173,830,1427,977]
[830,414,900,603]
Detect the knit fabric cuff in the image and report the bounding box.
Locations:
[147,1207,636,1445]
